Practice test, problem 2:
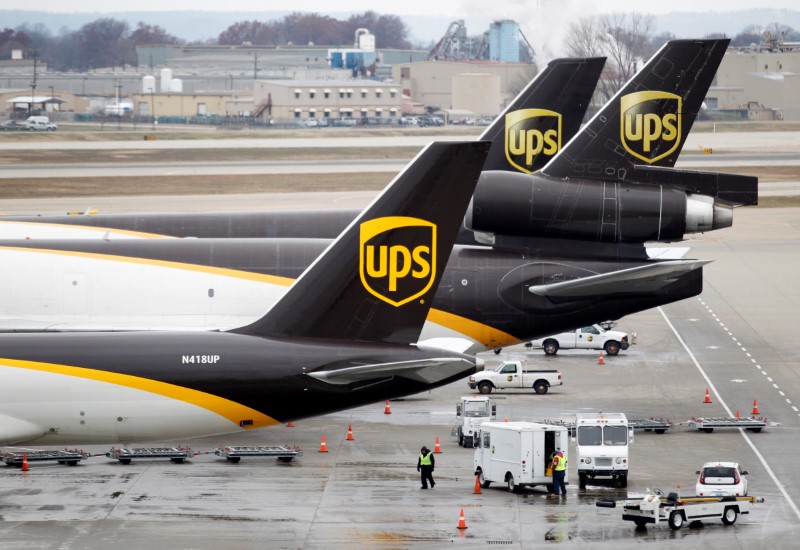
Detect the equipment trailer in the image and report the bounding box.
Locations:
[597,490,764,529]
[687,416,767,433]
[3,449,91,467]
[106,447,193,464]
[214,445,303,463]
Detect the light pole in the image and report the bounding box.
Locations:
[48,86,54,115]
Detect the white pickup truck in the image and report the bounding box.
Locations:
[467,360,562,395]
[526,324,629,356]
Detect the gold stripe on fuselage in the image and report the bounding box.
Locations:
[0,221,173,240]
[1,358,278,429]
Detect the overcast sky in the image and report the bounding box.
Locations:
[6,0,799,14]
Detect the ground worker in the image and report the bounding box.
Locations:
[417,446,435,489]
[551,447,567,496]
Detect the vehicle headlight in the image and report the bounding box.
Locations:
[469,376,475,382]
[615,458,622,464]
[585,457,592,464]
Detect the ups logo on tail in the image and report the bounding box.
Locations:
[620,91,682,164]
[359,216,436,307]
[505,109,562,174]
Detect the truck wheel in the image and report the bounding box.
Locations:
[578,472,587,489]
[119,459,131,465]
[478,382,493,395]
[534,381,549,394]
[506,474,521,493]
[543,340,559,356]
[464,436,473,448]
[668,511,684,530]
[227,457,241,463]
[604,341,621,355]
[278,457,294,463]
[633,518,648,528]
[458,428,464,446]
[479,470,491,489]
[494,348,502,355]
[722,506,738,525]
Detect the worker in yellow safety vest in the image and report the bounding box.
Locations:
[417,446,435,489]
[551,448,567,496]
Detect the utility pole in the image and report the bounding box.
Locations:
[115,80,122,130]
[29,50,38,115]
[253,51,259,80]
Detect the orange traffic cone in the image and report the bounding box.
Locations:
[319,436,328,453]
[21,453,29,472]
[735,410,740,419]
[473,475,482,494]
[598,351,605,365]
[503,417,508,422]
[346,424,354,441]
[752,399,760,415]
[457,508,468,530]
[384,400,392,414]
[286,421,295,427]
[434,437,442,454]
[703,388,712,404]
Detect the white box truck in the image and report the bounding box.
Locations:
[453,395,496,448]
[473,421,569,493]
[574,412,632,488]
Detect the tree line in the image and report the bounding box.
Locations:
[0,11,410,72]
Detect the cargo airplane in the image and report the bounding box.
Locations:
[0,40,756,352]
[0,141,490,445]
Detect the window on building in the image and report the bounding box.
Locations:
[390,88,397,98]
[309,90,316,99]
[361,88,368,98]
[309,110,316,118]
[389,109,397,117]
[339,89,345,99]
[197,103,207,115]
[376,89,382,98]
[324,89,331,99]
[361,109,368,118]
[294,89,301,99]
[294,110,301,118]
[347,89,353,99]
[400,68,410,79]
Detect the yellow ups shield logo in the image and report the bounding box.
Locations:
[359,216,436,307]
[620,91,682,164]
[505,109,562,174]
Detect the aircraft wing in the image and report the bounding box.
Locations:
[646,247,691,260]
[0,319,224,333]
[528,260,709,298]
[307,357,476,386]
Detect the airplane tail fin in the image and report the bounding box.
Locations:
[232,141,491,344]
[480,57,605,174]
[542,39,730,180]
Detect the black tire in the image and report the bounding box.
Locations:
[478,382,493,395]
[748,427,762,433]
[479,470,491,488]
[67,461,78,466]
[171,458,185,464]
[458,428,464,447]
[634,518,648,528]
[534,381,549,395]
[655,429,666,434]
[722,506,738,525]
[494,348,502,355]
[703,428,714,433]
[617,475,628,488]
[543,340,559,356]
[227,457,241,463]
[578,472,587,489]
[668,511,684,530]
[507,474,520,493]
[278,457,294,462]
[604,341,621,355]
[120,459,131,465]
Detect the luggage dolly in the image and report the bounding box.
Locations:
[106,447,193,464]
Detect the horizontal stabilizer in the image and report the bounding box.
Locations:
[528,260,709,298]
[632,165,758,205]
[646,247,691,260]
[307,357,476,386]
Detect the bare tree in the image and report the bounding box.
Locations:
[564,12,655,101]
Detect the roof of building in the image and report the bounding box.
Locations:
[258,79,396,88]
[6,96,67,104]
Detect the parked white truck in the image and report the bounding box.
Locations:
[467,360,562,395]
[526,324,629,356]
[473,421,569,493]
[453,395,496,448]
[574,412,632,488]
[23,116,57,131]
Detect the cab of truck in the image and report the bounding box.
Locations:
[454,395,496,447]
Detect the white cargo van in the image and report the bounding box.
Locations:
[24,116,57,131]
[474,421,569,493]
[574,412,632,488]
